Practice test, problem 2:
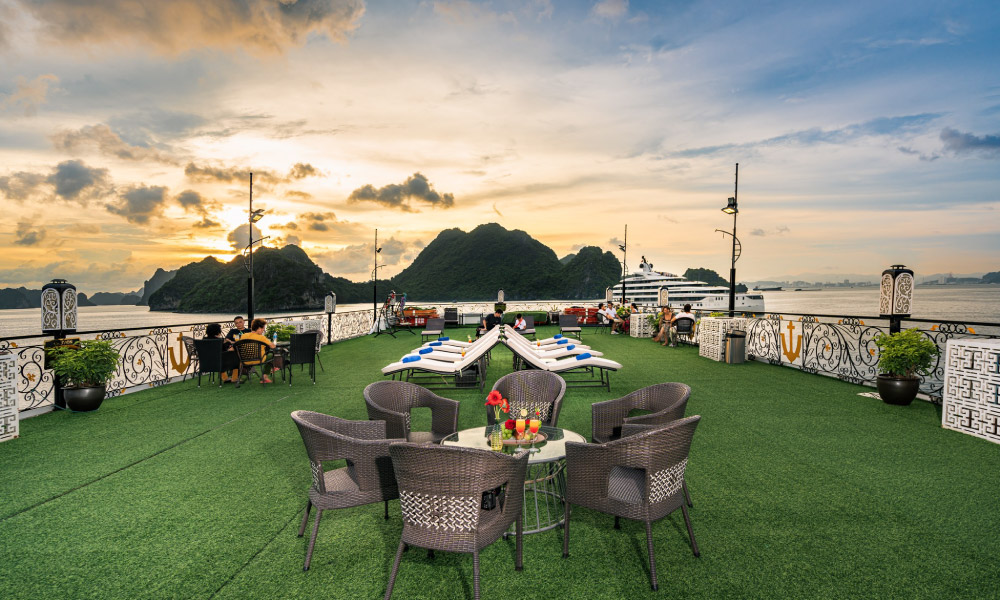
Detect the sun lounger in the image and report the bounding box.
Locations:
[501,332,621,391]
[384,331,498,391]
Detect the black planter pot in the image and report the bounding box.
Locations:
[64,385,107,412]
[876,375,920,406]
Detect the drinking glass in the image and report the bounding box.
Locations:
[529,418,541,435]
[515,419,526,439]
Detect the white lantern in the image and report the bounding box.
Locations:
[41,279,77,334]
[325,292,336,314]
[879,265,914,316]
[658,287,670,307]
[605,287,614,303]
[497,289,505,303]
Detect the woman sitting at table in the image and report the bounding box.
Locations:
[205,323,241,383]
[236,318,277,384]
[652,306,674,345]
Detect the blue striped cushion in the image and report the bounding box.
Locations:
[439,336,450,341]
[557,339,568,345]
[402,356,421,363]
[554,334,563,339]
[418,348,433,355]
[429,342,442,347]
[566,344,575,350]
[575,353,591,360]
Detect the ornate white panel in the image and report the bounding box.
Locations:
[698,318,749,361]
[879,274,893,315]
[0,353,18,442]
[629,314,654,338]
[62,289,78,330]
[893,273,913,314]
[41,288,59,331]
[942,338,1000,445]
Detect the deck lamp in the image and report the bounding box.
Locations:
[41,279,77,336]
[719,164,740,317]
[879,264,913,334]
[722,197,738,214]
[246,173,266,321]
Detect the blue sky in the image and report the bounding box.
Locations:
[0,0,997,292]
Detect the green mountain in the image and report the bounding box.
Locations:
[137,268,178,305]
[682,267,748,293]
[390,224,621,300]
[149,245,374,312]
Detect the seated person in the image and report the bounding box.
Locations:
[513,313,527,331]
[225,316,250,345]
[478,309,503,336]
[652,306,674,345]
[235,318,277,383]
[205,323,240,382]
[668,304,697,347]
[597,303,620,334]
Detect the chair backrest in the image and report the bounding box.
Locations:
[291,411,398,497]
[621,383,691,429]
[444,307,459,319]
[674,317,695,334]
[558,314,579,327]
[491,371,566,426]
[389,442,528,543]
[302,329,323,352]
[609,415,701,506]
[522,316,535,330]
[596,313,608,325]
[193,338,224,372]
[364,380,430,438]
[425,318,445,331]
[288,332,318,364]
[233,339,268,364]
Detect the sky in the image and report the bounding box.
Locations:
[1,0,998,293]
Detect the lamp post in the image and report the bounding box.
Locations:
[618,225,628,304]
[372,229,383,328]
[246,173,265,322]
[720,163,740,317]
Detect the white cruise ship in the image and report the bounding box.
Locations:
[609,260,765,312]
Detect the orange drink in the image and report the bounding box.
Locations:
[515,419,526,437]
[529,418,541,434]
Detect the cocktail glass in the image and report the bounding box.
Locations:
[515,419,525,440]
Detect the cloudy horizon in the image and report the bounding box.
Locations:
[1,0,998,293]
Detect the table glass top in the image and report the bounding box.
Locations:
[442,426,585,464]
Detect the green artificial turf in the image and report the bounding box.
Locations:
[1,326,998,599]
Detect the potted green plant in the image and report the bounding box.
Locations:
[47,340,120,412]
[873,328,940,405]
[264,323,297,342]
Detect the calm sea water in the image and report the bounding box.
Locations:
[1,286,997,338]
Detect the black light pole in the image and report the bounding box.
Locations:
[246,173,265,322]
[371,229,382,327]
[618,225,628,304]
[721,163,740,317]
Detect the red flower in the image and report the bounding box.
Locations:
[504,419,516,430]
[501,398,510,413]
[485,390,503,406]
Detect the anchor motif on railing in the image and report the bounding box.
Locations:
[167,332,190,375]
[780,321,802,363]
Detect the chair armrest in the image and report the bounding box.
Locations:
[564,441,615,500]
[342,437,404,494]
[365,401,410,440]
[591,396,635,443]
[426,396,460,436]
[329,418,387,441]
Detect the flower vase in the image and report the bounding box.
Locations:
[489,425,503,451]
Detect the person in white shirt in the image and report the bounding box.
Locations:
[513,313,527,330]
[668,304,696,347]
[598,303,622,334]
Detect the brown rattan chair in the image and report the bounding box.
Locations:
[181,336,199,382]
[562,416,702,591]
[384,442,530,600]
[232,338,280,387]
[302,328,325,372]
[591,383,691,443]
[486,370,566,427]
[290,411,403,571]
[364,380,460,443]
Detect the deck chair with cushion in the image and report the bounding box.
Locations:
[558,314,582,340]
[563,416,702,591]
[290,411,402,571]
[384,442,529,600]
[504,341,622,391]
[420,318,445,342]
[363,380,460,444]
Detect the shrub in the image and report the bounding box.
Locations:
[875,328,940,378]
[47,340,120,388]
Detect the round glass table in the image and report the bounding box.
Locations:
[442,425,586,536]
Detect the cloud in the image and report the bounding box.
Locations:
[105,185,169,224]
[175,189,220,217]
[45,160,113,202]
[14,222,46,246]
[347,172,455,212]
[289,163,320,179]
[897,146,940,162]
[273,211,364,237]
[609,237,624,246]
[285,234,302,246]
[0,171,46,201]
[750,225,790,237]
[184,162,284,184]
[18,0,366,56]
[51,124,178,164]
[227,223,265,251]
[314,237,413,277]
[285,190,313,200]
[0,74,59,116]
[940,128,1000,158]
[193,217,220,229]
[592,0,627,21]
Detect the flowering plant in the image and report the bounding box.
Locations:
[504,419,516,430]
[484,390,509,425]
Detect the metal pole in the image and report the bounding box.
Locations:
[729,163,738,317]
[621,225,627,304]
[248,172,254,322]
[372,229,378,327]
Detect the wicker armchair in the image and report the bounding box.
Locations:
[562,416,702,591]
[284,331,318,385]
[232,338,280,387]
[364,380,460,443]
[384,442,530,600]
[486,371,566,427]
[290,411,402,571]
[591,383,691,443]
